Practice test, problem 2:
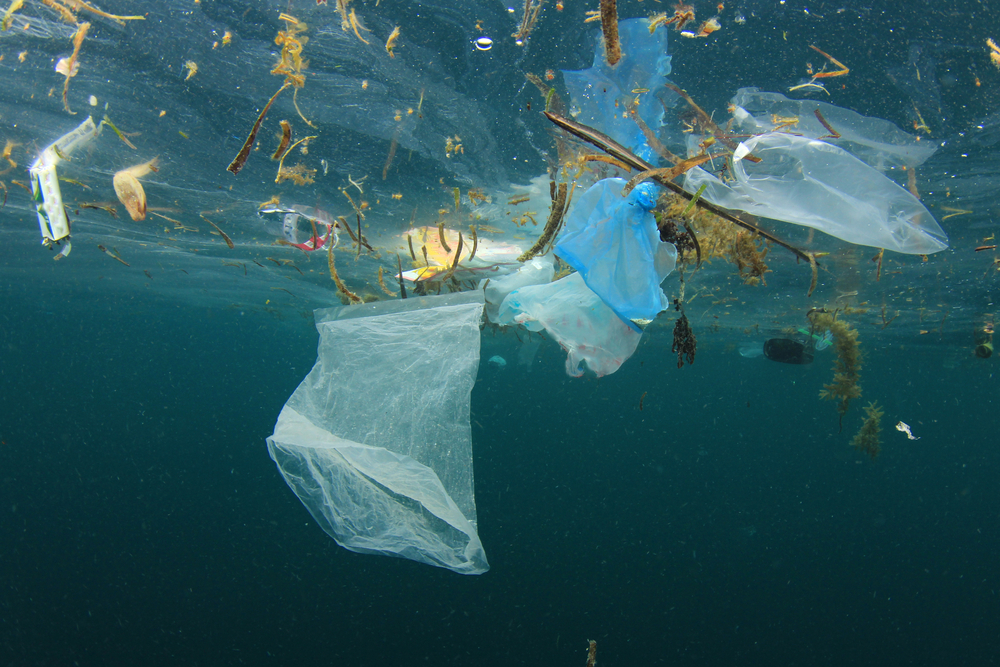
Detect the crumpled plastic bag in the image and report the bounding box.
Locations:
[562,18,673,163]
[730,87,938,170]
[267,292,488,575]
[555,179,677,326]
[497,272,642,378]
[481,254,555,323]
[684,133,948,254]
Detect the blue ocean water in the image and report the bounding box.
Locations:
[2,0,1000,665]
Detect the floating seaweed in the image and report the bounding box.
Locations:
[810,309,863,431]
[511,0,543,45]
[113,157,158,221]
[271,120,292,160]
[56,22,89,115]
[517,181,568,262]
[599,0,620,65]
[731,231,770,285]
[850,401,883,460]
[228,83,290,175]
[385,26,400,57]
[671,299,696,369]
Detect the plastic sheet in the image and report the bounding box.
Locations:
[555,179,677,326]
[684,133,948,254]
[267,292,488,575]
[730,88,938,170]
[497,272,642,377]
[562,18,672,163]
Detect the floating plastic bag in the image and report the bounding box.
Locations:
[555,179,677,326]
[730,87,937,170]
[562,18,672,163]
[481,254,555,323]
[684,133,948,254]
[267,292,488,575]
[497,272,642,377]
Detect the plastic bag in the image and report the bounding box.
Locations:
[562,18,672,163]
[683,133,948,254]
[555,179,677,326]
[730,87,937,170]
[267,292,488,575]
[497,272,642,377]
[481,254,555,323]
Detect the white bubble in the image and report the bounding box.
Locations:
[88,95,98,107]
[475,36,493,51]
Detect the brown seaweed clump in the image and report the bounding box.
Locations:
[851,401,883,459]
[811,310,862,429]
[731,231,770,285]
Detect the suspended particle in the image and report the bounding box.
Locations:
[475,36,493,51]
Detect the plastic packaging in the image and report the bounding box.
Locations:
[29,116,101,257]
[497,272,642,377]
[684,133,948,254]
[730,88,938,170]
[267,292,488,575]
[258,204,338,251]
[555,179,677,327]
[562,18,672,163]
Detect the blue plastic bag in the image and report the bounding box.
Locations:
[555,178,677,327]
[562,18,672,163]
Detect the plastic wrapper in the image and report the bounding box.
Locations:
[730,87,938,170]
[497,272,642,378]
[267,292,488,575]
[555,179,677,326]
[684,133,948,254]
[562,18,673,163]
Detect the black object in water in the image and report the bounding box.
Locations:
[763,338,814,365]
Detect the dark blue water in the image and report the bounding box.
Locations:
[4,0,1000,664]
[2,289,997,666]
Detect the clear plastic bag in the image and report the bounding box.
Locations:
[730,88,938,170]
[267,292,488,575]
[555,179,677,326]
[562,18,672,163]
[497,272,642,377]
[481,254,555,324]
[684,133,948,254]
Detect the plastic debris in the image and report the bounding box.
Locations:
[497,272,642,377]
[555,178,677,327]
[730,88,938,170]
[29,116,101,258]
[267,292,489,575]
[562,18,673,163]
[684,132,948,254]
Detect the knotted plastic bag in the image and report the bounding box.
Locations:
[684,133,948,254]
[267,292,488,575]
[555,179,677,326]
[497,272,642,377]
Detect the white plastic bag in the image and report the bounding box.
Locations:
[267,292,488,575]
[497,272,642,377]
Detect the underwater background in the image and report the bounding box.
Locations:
[2,0,1000,665]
